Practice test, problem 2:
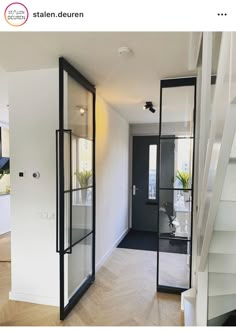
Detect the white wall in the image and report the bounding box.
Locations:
[7,69,129,307]
[0,69,9,125]
[0,127,10,195]
[9,68,59,306]
[95,95,129,269]
[0,70,10,235]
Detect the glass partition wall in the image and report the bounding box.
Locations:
[157,78,196,293]
[57,58,95,320]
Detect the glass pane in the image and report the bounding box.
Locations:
[160,138,193,189]
[67,75,93,140]
[72,136,93,190]
[64,192,70,250]
[71,189,93,245]
[64,131,71,192]
[159,190,191,239]
[148,144,157,199]
[161,86,194,136]
[67,234,93,299]
[64,188,93,250]
[158,242,190,289]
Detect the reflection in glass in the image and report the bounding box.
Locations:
[160,138,193,189]
[72,136,93,193]
[159,248,190,289]
[67,234,93,299]
[148,145,157,199]
[67,75,93,139]
[161,85,194,136]
[71,189,93,245]
[158,188,191,289]
[159,190,191,239]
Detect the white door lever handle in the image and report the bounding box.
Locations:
[132,185,139,195]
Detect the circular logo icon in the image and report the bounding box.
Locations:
[4,2,29,27]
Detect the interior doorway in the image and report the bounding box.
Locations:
[119,77,196,295]
[57,58,96,320]
[157,77,196,293]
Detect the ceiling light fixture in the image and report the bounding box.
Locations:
[76,105,87,116]
[144,101,156,113]
[79,107,86,116]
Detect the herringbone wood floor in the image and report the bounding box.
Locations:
[0,234,183,326]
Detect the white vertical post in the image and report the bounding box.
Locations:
[198,32,212,211]
[196,260,209,325]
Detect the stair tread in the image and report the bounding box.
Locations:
[210,231,236,254]
[221,163,236,201]
[214,201,236,231]
[208,295,236,320]
[209,273,236,296]
[209,254,236,273]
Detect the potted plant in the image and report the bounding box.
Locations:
[176,170,190,202]
[74,169,92,203]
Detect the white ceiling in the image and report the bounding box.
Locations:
[0,32,196,123]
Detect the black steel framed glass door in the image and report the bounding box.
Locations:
[157,77,196,294]
[56,57,96,320]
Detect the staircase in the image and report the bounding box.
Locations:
[198,32,236,326]
[208,136,236,322]
[182,32,236,326]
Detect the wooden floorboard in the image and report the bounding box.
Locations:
[0,233,11,262]
[0,234,183,326]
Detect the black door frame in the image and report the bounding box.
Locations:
[56,57,96,320]
[156,77,197,294]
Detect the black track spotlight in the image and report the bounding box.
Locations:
[144,101,156,113]
[149,107,156,113]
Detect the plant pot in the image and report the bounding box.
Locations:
[81,189,87,203]
[183,191,190,202]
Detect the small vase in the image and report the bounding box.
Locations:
[183,191,189,202]
[81,189,87,203]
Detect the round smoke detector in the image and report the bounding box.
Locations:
[118,46,133,56]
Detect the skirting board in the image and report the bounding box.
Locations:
[95,228,129,272]
[9,291,59,307]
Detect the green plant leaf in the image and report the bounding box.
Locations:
[176,170,190,189]
[74,169,92,188]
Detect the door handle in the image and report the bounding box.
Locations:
[132,185,139,196]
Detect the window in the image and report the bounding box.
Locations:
[148,144,157,199]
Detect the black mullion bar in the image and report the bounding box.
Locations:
[62,275,93,320]
[63,230,94,254]
[189,79,197,288]
[156,82,162,290]
[69,130,72,254]
[159,187,192,191]
[59,57,95,94]
[59,57,65,321]
[159,236,191,241]
[157,285,186,295]
[92,91,96,279]
[161,76,196,88]
[56,130,59,253]
[58,57,96,321]
[157,76,197,293]
[160,136,194,140]
[64,185,94,193]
